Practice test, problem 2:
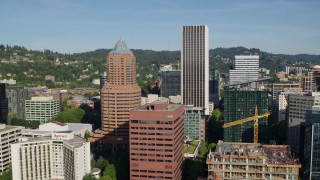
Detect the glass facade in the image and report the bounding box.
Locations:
[0,83,8,124]
[184,107,202,140]
[304,109,320,179]
[209,69,220,107]
[224,90,269,143]
[159,70,181,98]
[6,86,28,120]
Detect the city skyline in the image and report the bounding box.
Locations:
[1,0,320,55]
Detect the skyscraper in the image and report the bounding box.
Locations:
[158,65,181,98]
[224,90,269,143]
[6,86,28,120]
[181,25,209,115]
[129,102,184,180]
[209,69,220,107]
[97,40,141,147]
[303,106,320,179]
[287,92,320,154]
[0,83,8,124]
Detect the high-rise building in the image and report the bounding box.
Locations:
[209,69,220,107]
[287,92,320,155]
[6,86,28,120]
[303,106,320,179]
[0,83,8,124]
[129,102,184,180]
[158,65,181,98]
[25,96,60,123]
[0,124,22,173]
[11,131,90,180]
[224,90,269,143]
[271,83,301,121]
[92,40,141,147]
[181,25,209,115]
[184,106,205,140]
[207,141,301,180]
[229,55,259,84]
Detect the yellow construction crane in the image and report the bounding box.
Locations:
[223,106,270,143]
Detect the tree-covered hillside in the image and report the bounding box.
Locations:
[0,44,319,91]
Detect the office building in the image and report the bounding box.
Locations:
[129,102,184,180]
[303,106,320,179]
[90,40,141,147]
[158,65,181,98]
[276,89,302,122]
[209,69,220,107]
[207,141,301,180]
[181,25,209,115]
[224,90,269,143]
[0,83,8,124]
[287,92,320,154]
[11,131,90,180]
[0,124,22,173]
[25,96,60,123]
[229,55,259,84]
[271,83,301,121]
[6,86,28,120]
[184,106,205,140]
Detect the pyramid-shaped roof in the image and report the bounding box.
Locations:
[109,39,133,56]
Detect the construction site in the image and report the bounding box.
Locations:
[207,141,301,180]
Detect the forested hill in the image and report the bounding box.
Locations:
[0,44,319,90]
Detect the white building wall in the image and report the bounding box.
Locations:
[11,133,90,180]
[229,55,259,84]
[0,125,22,173]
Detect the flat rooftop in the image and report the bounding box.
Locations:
[0,124,22,132]
[16,134,87,148]
[134,101,182,112]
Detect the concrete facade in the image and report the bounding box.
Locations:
[0,124,22,173]
[11,132,90,180]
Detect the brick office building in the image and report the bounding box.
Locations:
[129,102,184,180]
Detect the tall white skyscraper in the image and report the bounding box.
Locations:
[229,55,259,84]
[181,25,209,115]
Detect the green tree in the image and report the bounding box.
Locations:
[95,156,109,171]
[100,175,113,180]
[0,168,12,180]
[82,173,96,180]
[103,164,116,180]
[56,107,85,123]
[212,108,222,120]
[199,140,208,157]
[207,143,216,151]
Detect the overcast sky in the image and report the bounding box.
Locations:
[1,0,320,54]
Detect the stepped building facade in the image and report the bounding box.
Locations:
[90,40,141,148]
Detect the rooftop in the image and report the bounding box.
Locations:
[17,133,87,148]
[109,39,133,56]
[209,141,300,166]
[0,124,22,132]
[134,101,182,112]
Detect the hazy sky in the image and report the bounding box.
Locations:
[1,0,319,54]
